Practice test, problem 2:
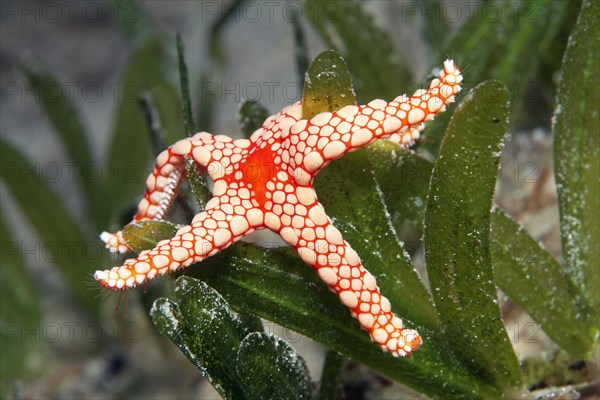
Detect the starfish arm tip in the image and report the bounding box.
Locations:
[94,270,108,281]
[99,231,111,242]
[100,231,130,254]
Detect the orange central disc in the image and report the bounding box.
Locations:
[229,145,280,206]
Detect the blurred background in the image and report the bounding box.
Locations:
[0,0,589,398]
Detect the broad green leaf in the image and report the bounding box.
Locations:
[176,33,196,136]
[236,333,311,400]
[151,298,247,399]
[318,350,344,400]
[19,62,99,224]
[302,50,356,119]
[303,0,411,102]
[423,0,580,156]
[0,139,102,316]
[187,243,500,399]
[121,220,180,254]
[424,81,521,390]
[104,37,182,220]
[238,100,269,138]
[150,298,195,360]
[175,277,250,399]
[553,0,599,333]
[490,208,593,357]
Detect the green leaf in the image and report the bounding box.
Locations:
[0,139,102,316]
[151,297,245,399]
[188,243,500,399]
[302,50,356,119]
[175,277,250,398]
[176,32,196,136]
[19,62,99,224]
[318,350,344,400]
[121,220,180,253]
[553,0,600,332]
[303,0,411,102]
[238,100,269,138]
[150,298,193,357]
[490,208,593,357]
[104,37,182,219]
[424,81,521,390]
[151,277,253,399]
[184,157,212,212]
[236,332,312,400]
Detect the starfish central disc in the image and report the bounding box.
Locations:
[229,145,280,206]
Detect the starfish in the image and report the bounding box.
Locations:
[96,60,462,357]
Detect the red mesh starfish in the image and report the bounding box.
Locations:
[96,60,462,357]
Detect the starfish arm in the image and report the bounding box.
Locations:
[388,123,427,147]
[100,134,206,253]
[95,196,257,290]
[273,188,422,357]
[287,60,462,180]
[249,102,303,143]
